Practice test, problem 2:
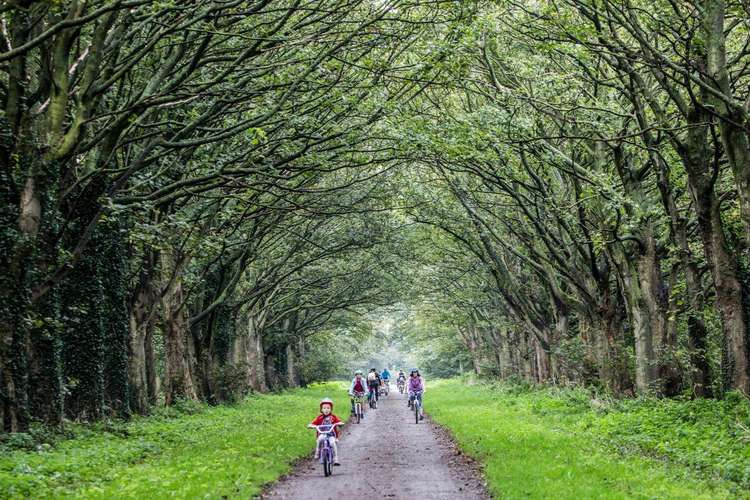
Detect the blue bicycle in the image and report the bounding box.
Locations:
[308,423,343,476]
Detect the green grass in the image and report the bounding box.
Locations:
[0,382,346,499]
[428,379,750,499]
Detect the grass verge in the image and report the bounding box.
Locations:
[0,382,346,499]
[428,379,749,499]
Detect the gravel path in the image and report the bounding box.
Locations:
[262,387,489,500]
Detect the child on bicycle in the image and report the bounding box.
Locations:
[348,370,368,417]
[308,397,342,465]
[407,368,425,420]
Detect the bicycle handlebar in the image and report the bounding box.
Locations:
[308,423,344,432]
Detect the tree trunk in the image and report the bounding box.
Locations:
[101,225,130,417]
[27,291,62,427]
[534,337,551,383]
[520,331,534,381]
[297,337,306,387]
[264,352,282,390]
[612,145,664,395]
[145,323,157,405]
[680,102,750,394]
[655,154,712,396]
[552,312,568,383]
[702,0,750,246]
[636,229,669,395]
[286,344,297,388]
[457,326,482,375]
[162,270,197,405]
[692,184,750,393]
[247,317,268,392]
[60,232,105,421]
[617,253,659,394]
[497,326,512,378]
[128,283,155,413]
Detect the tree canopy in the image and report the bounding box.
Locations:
[3,0,750,432]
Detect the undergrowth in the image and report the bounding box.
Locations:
[0,383,346,498]
[428,378,750,499]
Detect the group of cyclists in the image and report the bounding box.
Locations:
[309,367,426,469]
[347,367,425,420]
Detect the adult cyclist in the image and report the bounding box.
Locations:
[407,368,425,420]
[380,367,391,395]
[396,370,406,393]
[366,368,380,405]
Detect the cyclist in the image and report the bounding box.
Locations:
[380,367,391,396]
[366,368,380,405]
[396,370,406,393]
[407,368,425,420]
[308,397,342,465]
[348,370,368,417]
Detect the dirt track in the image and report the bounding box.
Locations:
[262,387,489,500]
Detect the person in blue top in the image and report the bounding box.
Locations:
[380,368,391,396]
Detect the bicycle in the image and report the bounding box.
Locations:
[368,386,378,409]
[397,378,405,394]
[409,391,423,424]
[381,381,390,397]
[308,423,343,477]
[351,393,365,424]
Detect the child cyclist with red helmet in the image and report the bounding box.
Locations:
[308,397,343,465]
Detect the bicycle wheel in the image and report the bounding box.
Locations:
[415,400,420,424]
[356,403,361,424]
[322,448,331,477]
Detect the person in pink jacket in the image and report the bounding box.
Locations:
[407,368,425,420]
[348,370,368,417]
